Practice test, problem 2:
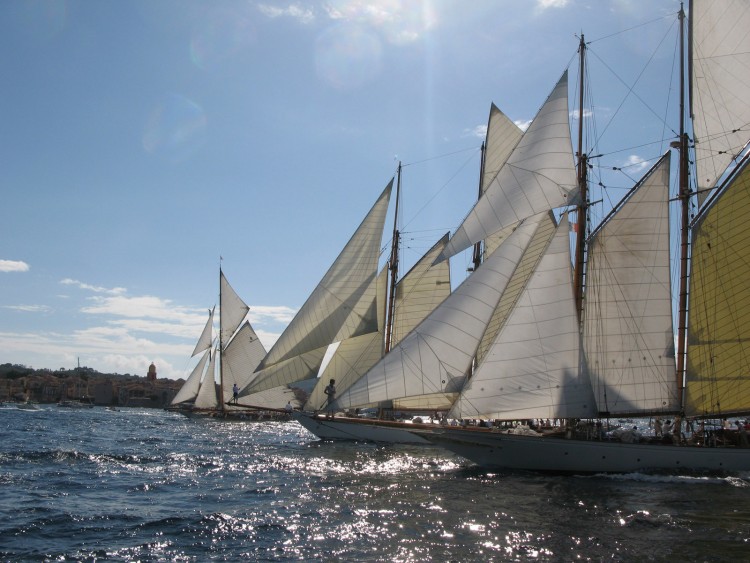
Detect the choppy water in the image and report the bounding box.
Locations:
[1,405,749,562]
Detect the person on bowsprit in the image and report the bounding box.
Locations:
[323,379,336,419]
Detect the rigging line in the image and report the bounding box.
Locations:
[588,17,680,145]
[401,145,479,167]
[402,149,480,232]
[585,11,678,45]
[596,138,674,159]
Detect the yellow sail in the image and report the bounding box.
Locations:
[685,159,750,416]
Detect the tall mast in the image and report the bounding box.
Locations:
[676,4,690,408]
[384,162,402,353]
[573,34,587,318]
[218,264,225,414]
[470,142,487,272]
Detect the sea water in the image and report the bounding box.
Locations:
[1,405,749,561]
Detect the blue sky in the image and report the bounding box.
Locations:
[1,0,683,380]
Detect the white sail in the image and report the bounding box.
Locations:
[476,212,557,366]
[305,332,385,411]
[255,182,393,373]
[390,233,452,347]
[584,154,678,415]
[191,307,214,357]
[305,236,451,411]
[220,271,249,347]
[482,104,525,258]
[331,215,543,411]
[303,267,388,411]
[244,347,328,395]
[438,72,578,262]
[221,321,267,407]
[194,348,219,410]
[450,214,597,421]
[241,385,303,410]
[691,0,750,202]
[171,348,211,405]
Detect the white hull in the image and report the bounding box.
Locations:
[292,412,432,444]
[419,428,750,473]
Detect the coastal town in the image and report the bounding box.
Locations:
[0,362,183,408]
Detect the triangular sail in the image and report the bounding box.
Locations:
[303,267,388,411]
[220,271,249,347]
[390,233,452,347]
[221,321,267,407]
[584,154,678,415]
[255,182,393,372]
[691,0,750,204]
[191,307,215,357]
[450,214,597,421]
[194,348,219,410]
[685,158,750,416]
[171,348,211,405]
[438,72,578,262]
[476,212,557,366]
[482,104,525,258]
[305,332,384,411]
[331,215,543,411]
[242,347,328,395]
[304,236,451,411]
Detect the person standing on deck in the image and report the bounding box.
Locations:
[323,379,336,419]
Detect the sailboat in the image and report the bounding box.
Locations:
[293,106,549,443]
[236,180,395,409]
[170,269,270,418]
[408,1,750,473]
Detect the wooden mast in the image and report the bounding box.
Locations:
[573,34,588,319]
[470,142,487,272]
[384,162,402,354]
[676,3,690,408]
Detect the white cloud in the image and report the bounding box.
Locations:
[536,0,569,10]
[0,260,30,272]
[257,3,315,24]
[2,304,52,313]
[323,1,437,45]
[624,154,650,173]
[570,109,593,120]
[463,124,487,139]
[514,119,532,132]
[249,305,298,324]
[60,278,127,295]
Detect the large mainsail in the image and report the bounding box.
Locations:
[685,157,750,416]
[331,215,543,411]
[252,182,393,379]
[584,154,678,415]
[450,214,597,421]
[690,0,750,203]
[438,72,578,262]
[481,104,525,258]
[171,348,211,406]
